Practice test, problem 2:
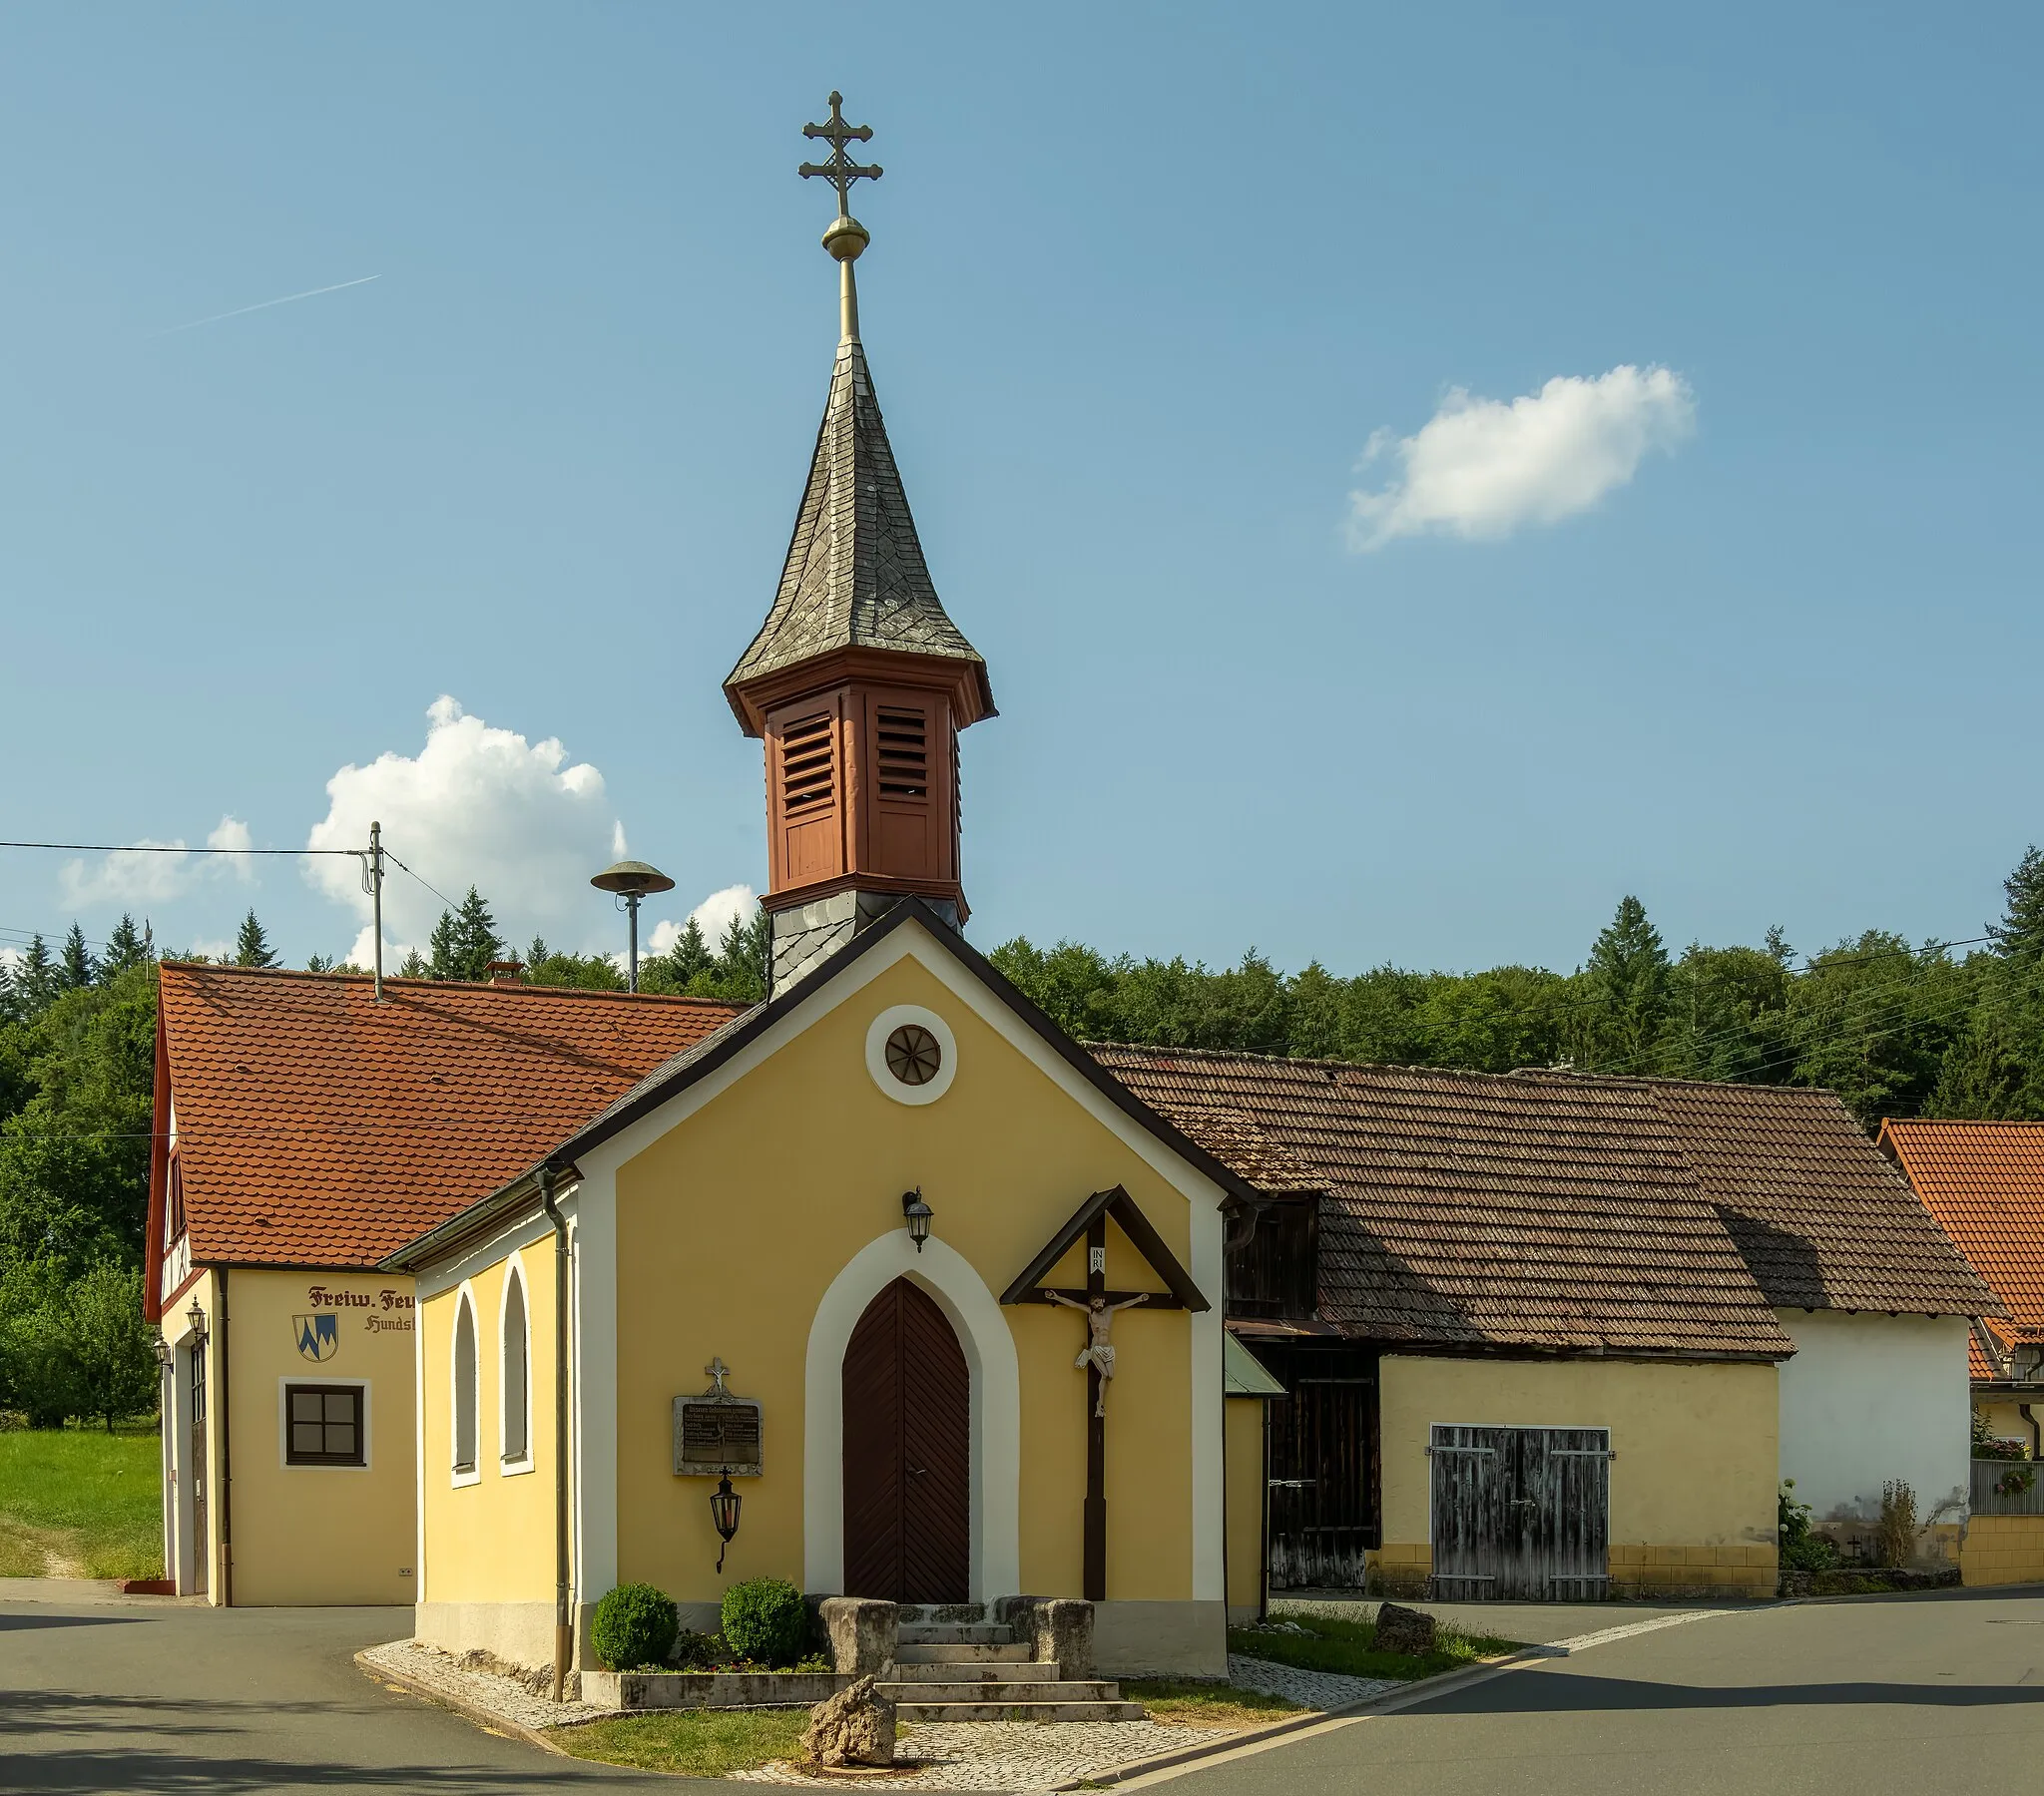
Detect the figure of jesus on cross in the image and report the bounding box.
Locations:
[1046,1289,1148,1417]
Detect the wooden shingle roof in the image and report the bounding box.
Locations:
[1089,1048,1794,1359]
[156,964,743,1271]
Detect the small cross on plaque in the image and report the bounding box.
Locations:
[704,1357,732,1398]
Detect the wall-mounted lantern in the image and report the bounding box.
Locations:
[186,1298,208,1342]
[902,1187,933,1252]
[711,1472,742,1572]
[152,1336,174,1373]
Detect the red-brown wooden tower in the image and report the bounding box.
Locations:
[726,95,995,992]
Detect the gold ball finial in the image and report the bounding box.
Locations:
[822,214,870,262]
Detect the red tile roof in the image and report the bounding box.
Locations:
[157,964,743,1271]
[1881,1119,2044,1359]
[1089,1048,1793,1358]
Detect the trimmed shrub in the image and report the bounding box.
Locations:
[591,1581,679,1671]
[720,1575,807,1667]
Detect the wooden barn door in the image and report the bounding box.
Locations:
[1264,1346,1379,1589]
[841,1279,970,1602]
[1429,1424,1609,1601]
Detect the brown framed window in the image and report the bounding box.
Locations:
[285,1383,365,1467]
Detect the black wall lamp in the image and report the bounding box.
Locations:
[711,1472,742,1572]
[901,1187,933,1251]
[186,1298,208,1342]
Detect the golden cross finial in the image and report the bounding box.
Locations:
[799,92,882,215]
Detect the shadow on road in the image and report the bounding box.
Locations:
[1418,1672,2044,1716]
[0,1749,621,1793]
[0,1611,148,1633]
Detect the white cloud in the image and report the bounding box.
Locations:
[59,814,256,906]
[644,884,760,959]
[304,695,624,964]
[1346,364,1695,550]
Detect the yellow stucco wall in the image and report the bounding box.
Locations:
[609,952,1204,1609]
[158,1266,221,1599]
[417,1239,560,1606]
[1962,1515,2044,1586]
[217,1267,418,1605]
[1975,1398,2041,1456]
[1373,1354,1781,1598]
[1225,1396,1265,1613]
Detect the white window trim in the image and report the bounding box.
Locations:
[276,1376,372,1473]
[451,1281,481,1488]
[498,1251,535,1476]
[865,1003,958,1106]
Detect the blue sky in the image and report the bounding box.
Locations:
[1,2,2038,976]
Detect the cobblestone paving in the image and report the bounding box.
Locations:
[1224,1652,1395,1712]
[361,1639,608,1731]
[733,1717,1241,1791]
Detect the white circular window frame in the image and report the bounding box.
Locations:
[866,1004,958,1107]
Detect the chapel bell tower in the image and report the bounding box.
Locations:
[725,94,996,993]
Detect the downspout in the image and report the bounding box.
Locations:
[2021,1402,2041,1465]
[218,1268,233,1608]
[542,1166,572,1703]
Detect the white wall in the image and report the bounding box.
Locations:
[1777,1310,1972,1524]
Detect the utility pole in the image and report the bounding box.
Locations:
[368,821,385,1002]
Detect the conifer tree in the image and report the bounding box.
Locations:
[15,936,59,1018]
[426,888,504,982]
[233,909,279,969]
[99,915,149,979]
[59,925,95,992]
[397,948,430,979]
[1989,846,2044,966]
[665,917,715,988]
[1579,896,1671,1073]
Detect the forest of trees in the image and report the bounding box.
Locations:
[3,847,2042,1425]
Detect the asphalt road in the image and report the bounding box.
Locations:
[0,1582,682,1792]
[9,1579,2044,1793]
[1157,1586,2044,1796]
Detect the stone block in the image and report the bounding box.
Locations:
[814,1597,897,1676]
[801,1673,895,1768]
[994,1596,1094,1677]
[1370,1602,1438,1656]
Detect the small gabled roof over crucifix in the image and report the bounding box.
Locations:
[1001,1184,1212,1311]
[725,92,993,729]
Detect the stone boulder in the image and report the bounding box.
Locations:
[1371,1602,1438,1656]
[802,1673,896,1768]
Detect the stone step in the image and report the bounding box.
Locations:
[897,1622,1015,1646]
[897,1602,990,1624]
[879,1680,1123,1705]
[885,1660,1061,1684]
[893,1699,1148,1724]
[893,1642,1034,1664]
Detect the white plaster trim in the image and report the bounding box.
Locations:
[567,1187,618,1599]
[450,1283,481,1487]
[803,1230,1020,1599]
[276,1375,372,1472]
[498,1251,534,1474]
[414,1209,560,1304]
[864,1003,958,1106]
[1190,1194,1225,1599]
[414,1277,426,1599]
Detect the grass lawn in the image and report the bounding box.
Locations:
[1122,1678,1307,1728]
[1228,1610,1521,1683]
[548,1708,810,1777]
[0,1422,163,1580]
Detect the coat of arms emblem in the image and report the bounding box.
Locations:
[293,1313,339,1363]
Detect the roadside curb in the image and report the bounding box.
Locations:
[354,1648,573,1758]
[1050,1649,1554,1791]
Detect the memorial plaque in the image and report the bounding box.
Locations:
[673,1395,763,1478]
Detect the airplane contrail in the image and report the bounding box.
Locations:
[148,274,382,338]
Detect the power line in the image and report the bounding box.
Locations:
[0,840,357,855]
[382,850,460,914]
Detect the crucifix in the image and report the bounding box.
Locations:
[799,92,883,343]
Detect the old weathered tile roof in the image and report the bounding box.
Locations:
[1639,1082,1995,1317]
[158,963,743,1269]
[1089,1048,1794,1358]
[1880,1119,2044,1357]
[725,337,992,710]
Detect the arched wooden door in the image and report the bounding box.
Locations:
[841,1277,970,1601]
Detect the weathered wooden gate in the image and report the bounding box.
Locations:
[1428,1424,1610,1600]
[1263,1345,1379,1589]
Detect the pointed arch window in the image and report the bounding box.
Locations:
[500,1260,531,1472]
[452,1289,479,1483]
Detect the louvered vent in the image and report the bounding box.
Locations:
[876,706,929,800]
[780,711,834,815]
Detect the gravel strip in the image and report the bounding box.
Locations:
[733,1718,1240,1791]
[1224,1653,1396,1711]
[361,1638,607,1730]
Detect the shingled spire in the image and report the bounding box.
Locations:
[727,95,997,994]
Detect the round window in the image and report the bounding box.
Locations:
[865,1005,958,1106]
[885,1024,942,1087]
